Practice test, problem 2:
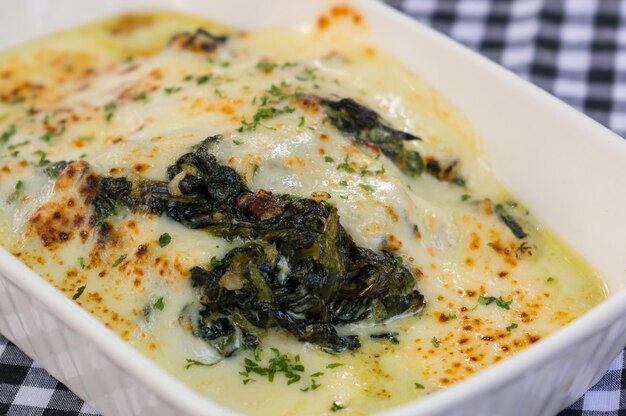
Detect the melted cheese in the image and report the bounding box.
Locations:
[0,10,606,416]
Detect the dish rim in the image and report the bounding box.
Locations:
[0,0,625,415]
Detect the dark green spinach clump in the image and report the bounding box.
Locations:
[93,137,424,356]
[315,96,465,185]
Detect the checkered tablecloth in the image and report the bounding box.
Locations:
[1,0,625,415]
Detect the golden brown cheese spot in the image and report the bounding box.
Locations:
[26,162,97,248]
[108,14,156,35]
[316,5,365,31]
[382,234,402,251]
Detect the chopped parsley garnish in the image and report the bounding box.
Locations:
[112,254,126,268]
[324,156,335,163]
[461,194,471,201]
[185,358,220,369]
[339,180,348,186]
[164,87,182,94]
[237,106,295,132]
[358,184,374,193]
[506,323,518,332]
[239,348,305,386]
[546,277,555,283]
[7,140,29,150]
[104,103,117,122]
[326,363,343,369]
[296,67,317,82]
[330,402,344,412]
[78,257,85,269]
[214,87,224,98]
[256,60,298,71]
[131,91,148,102]
[448,313,457,319]
[33,150,50,166]
[0,124,16,144]
[336,156,356,173]
[431,337,440,348]
[477,295,513,310]
[256,60,278,71]
[233,139,243,145]
[487,242,500,251]
[40,125,66,142]
[15,180,23,191]
[158,233,171,247]
[196,74,212,85]
[298,116,305,127]
[72,285,86,300]
[154,297,164,311]
[415,382,425,389]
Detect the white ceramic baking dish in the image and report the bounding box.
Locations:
[1,1,625,415]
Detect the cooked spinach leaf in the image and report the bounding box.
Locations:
[91,136,424,356]
[494,203,527,239]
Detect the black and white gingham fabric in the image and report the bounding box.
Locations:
[0,335,98,415]
[1,1,626,415]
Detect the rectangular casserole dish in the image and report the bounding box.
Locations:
[1,1,625,415]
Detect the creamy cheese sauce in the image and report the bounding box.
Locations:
[0,9,606,415]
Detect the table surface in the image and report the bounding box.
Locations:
[2,0,625,415]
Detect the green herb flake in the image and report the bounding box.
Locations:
[214,88,224,98]
[104,103,117,122]
[0,124,16,144]
[448,313,457,319]
[237,106,295,132]
[233,139,243,145]
[358,184,374,193]
[131,91,148,102]
[15,180,23,191]
[7,140,29,150]
[112,254,127,268]
[40,125,66,142]
[478,295,513,310]
[164,87,182,94]
[546,277,555,283]
[154,297,164,311]
[296,67,317,82]
[256,61,278,71]
[196,74,212,85]
[72,285,86,300]
[331,402,344,412]
[33,150,50,166]
[78,257,85,270]
[158,233,172,247]
[487,242,500,251]
[461,194,471,201]
[324,156,335,163]
[336,156,356,173]
[431,337,440,348]
[339,180,348,187]
[298,116,305,127]
[506,323,518,332]
[415,382,425,390]
[185,358,220,369]
[326,363,343,369]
